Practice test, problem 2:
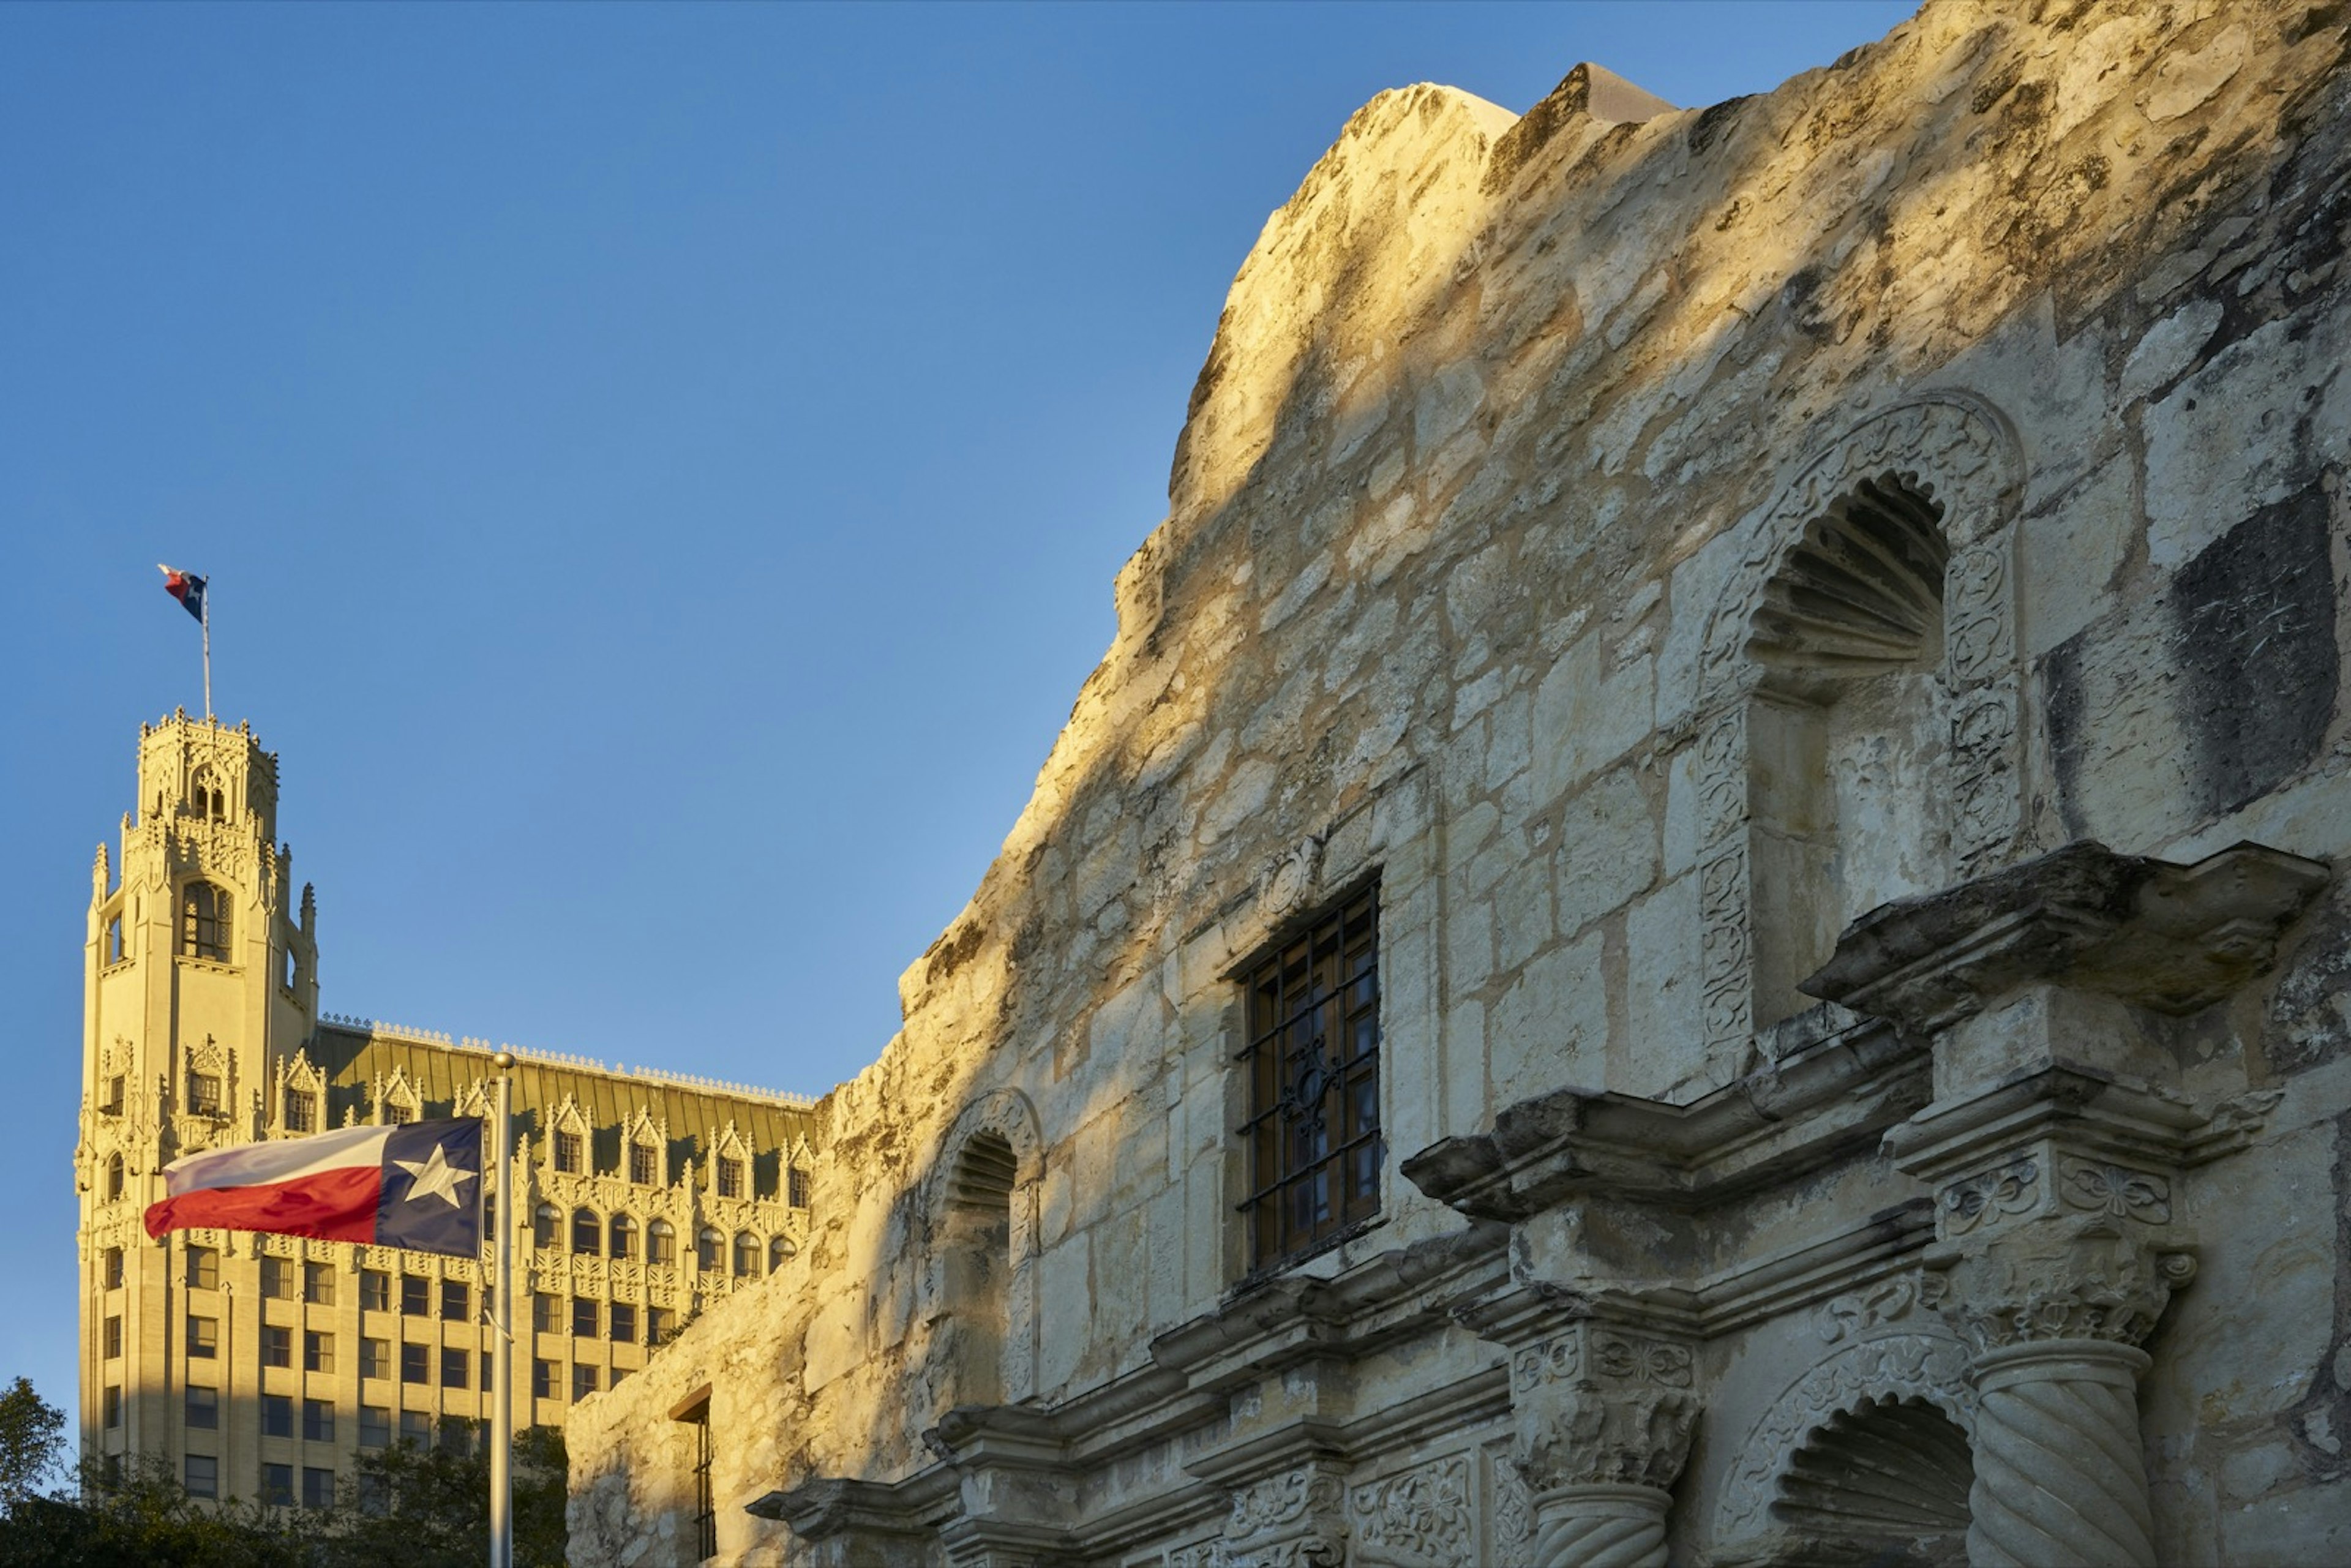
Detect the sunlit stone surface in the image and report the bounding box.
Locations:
[563,4,2351,1563]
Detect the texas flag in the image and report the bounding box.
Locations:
[157,564,207,623]
[144,1119,483,1259]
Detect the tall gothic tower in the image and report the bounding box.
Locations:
[78,713,318,1464]
[74,713,816,1505]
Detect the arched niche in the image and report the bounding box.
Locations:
[1691,392,2025,1067]
[926,1089,1043,1407]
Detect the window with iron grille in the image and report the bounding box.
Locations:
[681,1398,716,1560]
[1235,885,1381,1273]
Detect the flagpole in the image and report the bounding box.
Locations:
[200,585,212,720]
[490,1053,515,1568]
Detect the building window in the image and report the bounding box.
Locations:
[716,1155,743,1199]
[629,1141,658,1185]
[681,1397,716,1560]
[184,1454,218,1500]
[531,1359,553,1400]
[187,1071,223,1117]
[572,1208,601,1255]
[262,1462,294,1508]
[284,1089,316,1133]
[260,1256,293,1300]
[571,1297,599,1338]
[1237,886,1382,1273]
[400,1343,428,1385]
[103,1316,122,1359]
[531,1292,557,1335]
[440,1348,469,1390]
[697,1228,721,1272]
[303,1261,336,1306]
[186,1246,218,1291]
[648,1307,677,1346]
[788,1165,811,1210]
[360,1337,389,1380]
[648,1220,676,1267]
[186,1315,218,1359]
[102,1386,120,1428]
[102,1075,125,1116]
[304,1331,334,1374]
[106,1155,124,1201]
[261,1326,293,1370]
[186,1384,218,1430]
[262,1394,294,1438]
[358,1405,391,1449]
[181,882,231,962]
[609,1302,637,1343]
[106,916,125,964]
[360,1269,389,1311]
[383,1097,414,1126]
[399,1275,429,1316]
[302,1398,334,1442]
[533,1205,558,1248]
[571,1364,598,1401]
[103,1247,124,1290]
[732,1232,756,1278]
[399,1409,432,1447]
[768,1236,791,1275]
[609,1214,637,1261]
[440,1280,469,1322]
[555,1130,582,1174]
[302,1466,334,1509]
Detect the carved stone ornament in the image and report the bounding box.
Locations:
[1347,1453,1472,1568]
[1512,1324,1699,1495]
[1940,1157,2041,1237]
[1714,1330,1976,1543]
[1944,1221,2195,1354]
[1263,837,1324,922]
[1224,1465,1348,1568]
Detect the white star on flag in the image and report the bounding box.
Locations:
[392,1142,475,1209]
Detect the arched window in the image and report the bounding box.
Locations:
[768,1236,791,1275]
[696,1228,721,1272]
[608,1215,637,1261]
[180,883,231,962]
[571,1208,601,1255]
[106,1154,124,1201]
[732,1232,756,1278]
[647,1220,677,1267]
[533,1204,558,1249]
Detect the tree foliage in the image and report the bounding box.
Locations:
[0,1381,570,1568]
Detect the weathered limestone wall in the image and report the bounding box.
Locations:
[568,2,2351,1562]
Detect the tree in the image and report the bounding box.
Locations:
[316,1420,569,1568]
[0,1377,67,1509]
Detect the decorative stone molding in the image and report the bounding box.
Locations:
[1494,1321,1699,1568]
[1346,1452,1472,1568]
[1714,1329,1976,1543]
[1943,1223,2193,1356]
[1223,1463,1349,1568]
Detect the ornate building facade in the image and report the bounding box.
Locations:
[561,2,2351,1563]
[75,713,819,1507]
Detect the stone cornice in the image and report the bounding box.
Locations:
[1398,1015,1924,1220]
[1802,841,2329,1032]
[1883,1065,2280,1186]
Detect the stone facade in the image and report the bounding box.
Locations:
[564,2,2351,1564]
[77,714,819,1504]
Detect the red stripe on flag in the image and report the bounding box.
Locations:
[144,1165,382,1245]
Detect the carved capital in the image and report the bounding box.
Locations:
[1510,1324,1699,1493]
[1942,1220,2194,1354]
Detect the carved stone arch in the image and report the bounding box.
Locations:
[1713,1330,1977,1553]
[377,1067,421,1125]
[452,1078,492,1119]
[929,1088,1045,1405]
[277,1048,326,1133]
[1688,392,2027,1071]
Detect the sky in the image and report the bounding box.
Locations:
[0,0,1918,1427]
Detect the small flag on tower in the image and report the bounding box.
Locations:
[158,564,207,623]
[144,1119,484,1259]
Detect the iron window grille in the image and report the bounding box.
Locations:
[1235,885,1382,1273]
[684,1399,716,1560]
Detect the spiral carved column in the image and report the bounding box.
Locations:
[1944,1223,2193,1568]
[1508,1324,1699,1568]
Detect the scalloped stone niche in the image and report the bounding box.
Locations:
[1771,1396,1973,1566]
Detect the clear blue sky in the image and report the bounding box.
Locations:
[1,1,1916,1425]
